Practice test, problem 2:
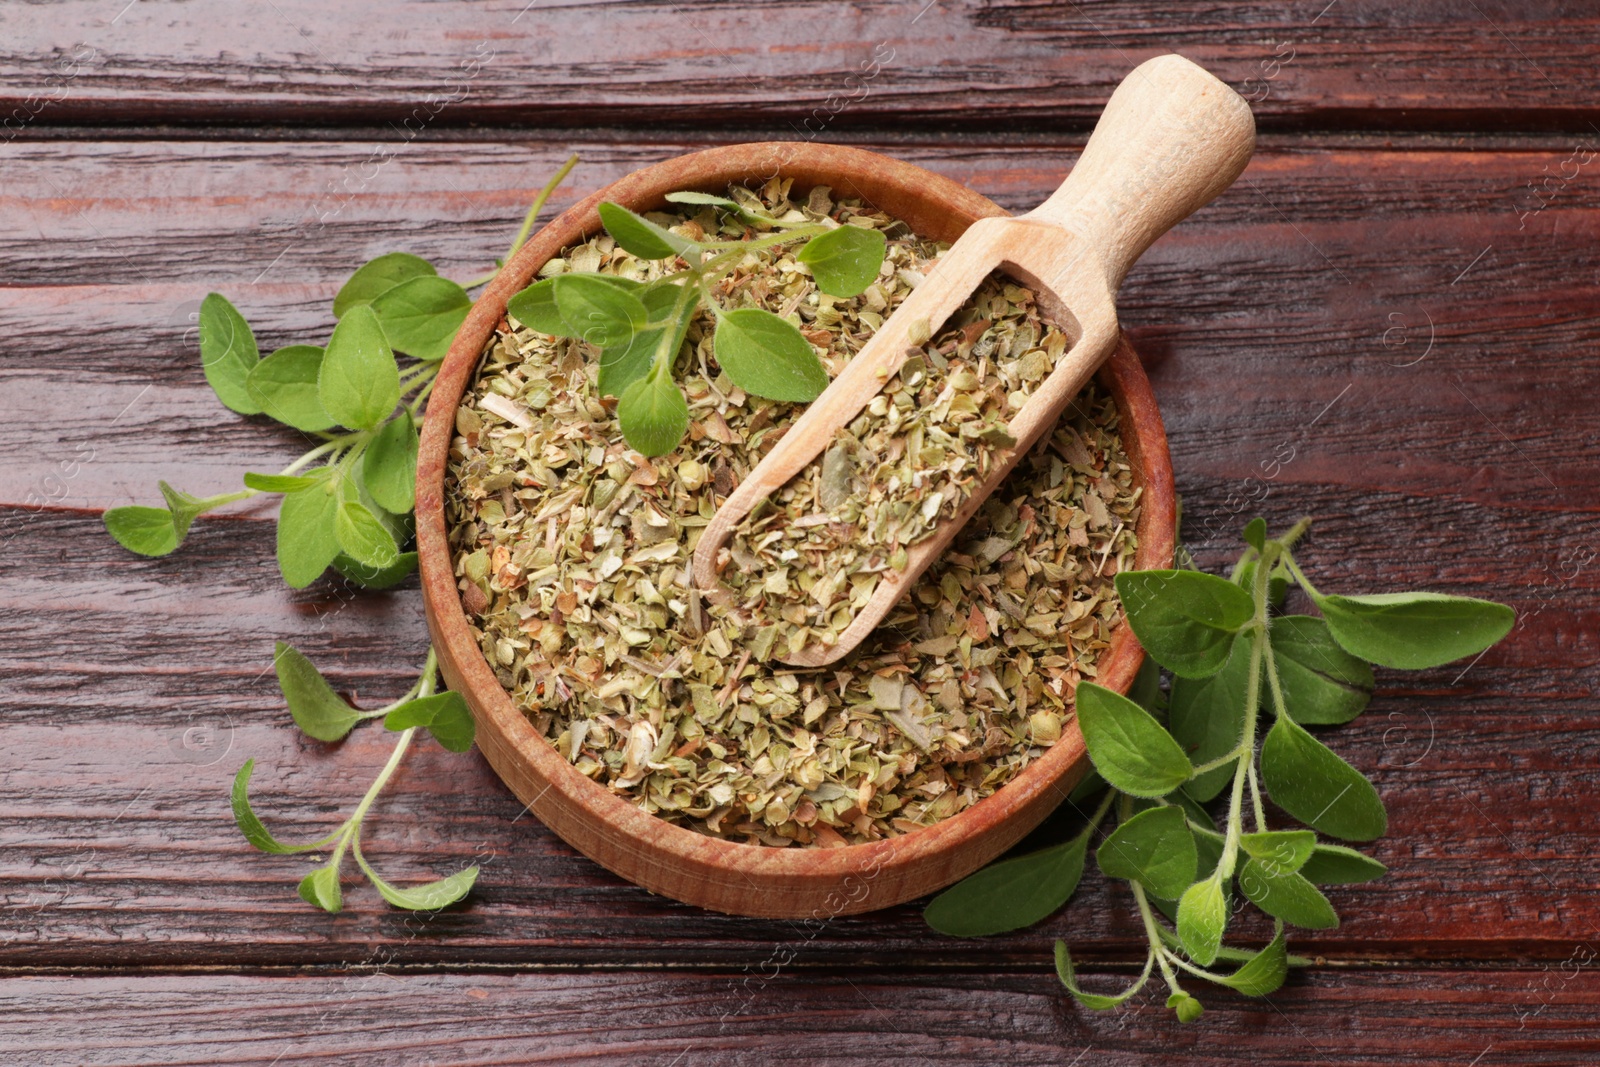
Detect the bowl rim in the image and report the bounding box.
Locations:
[415,141,1175,911]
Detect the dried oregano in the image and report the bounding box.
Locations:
[445,178,1140,846]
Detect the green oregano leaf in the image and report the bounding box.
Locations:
[1242,517,1267,552]
[1169,633,1252,802]
[231,758,326,855]
[1260,716,1387,841]
[1177,877,1227,966]
[384,690,475,753]
[1212,924,1289,996]
[246,345,335,432]
[319,305,400,431]
[1299,844,1387,885]
[506,278,570,336]
[333,551,418,590]
[1239,830,1317,875]
[333,252,436,318]
[362,862,478,911]
[297,863,343,913]
[198,292,262,415]
[369,275,472,362]
[1096,805,1197,899]
[363,411,419,515]
[334,498,401,569]
[796,223,888,298]
[598,201,696,260]
[158,481,205,541]
[1270,615,1374,725]
[1114,570,1256,678]
[552,273,648,348]
[616,369,689,457]
[1168,992,1205,1023]
[598,324,666,398]
[276,480,341,588]
[1238,857,1340,929]
[924,833,1089,937]
[273,641,361,742]
[1054,941,1146,1010]
[712,307,830,402]
[1075,682,1194,798]
[104,505,181,557]
[1314,591,1516,670]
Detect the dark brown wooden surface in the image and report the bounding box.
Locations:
[4,3,1599,1062]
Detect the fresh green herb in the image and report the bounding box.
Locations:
[925,516,1514,1022]
[233,647,479,912]
[105,154,581,910]
[505,195,887,455]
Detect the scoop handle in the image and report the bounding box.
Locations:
[1025,53,1255,292]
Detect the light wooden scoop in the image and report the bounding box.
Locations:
[691,53,1255,667]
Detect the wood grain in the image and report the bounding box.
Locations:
[4,2,1600,132]
[3,969,1599,1065]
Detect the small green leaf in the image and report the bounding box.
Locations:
[506,278,571,336]
[1238,857,1339,929]
[1315,591,1515,670]
[713,307,830,402]
[333,551,418,590]
[924,833,1089,937]
[384,690,476,753]
[796,224,888,298]
[616,369,690,457]
[1075,682,1194,798]
[1169,633,1252,802]
[1212,924,1289,996]
[1115,570,1257,678]
[1260,716,1387,841]
[158,481,205,541]
[243,471,322,493]
[598,201,696,260]
[598,324,665,398]
[198,292,262,415]
[246,345,335,432]
[298,863,343,913]
[1239,830,1317,875]
[333,251,436,318]
[639,281,683,323]
[1096,805,1198,899]
[1054,941,1145,1010]
[1270,615,1374,725]
[319,305,400,431]
[1299,844,1387,885]
[334,499,401,569]
[273,641,361,742]
[1242,517,1266,552]
[1177,877,1227,966]
[1168,992,1205,1023]
[365,863,479,911]
[362,411,419,514]
[369,275,472,362]
[552,273,648,348]
[104,506,180,557]
[231,758,324,855]
[276,480,341,589]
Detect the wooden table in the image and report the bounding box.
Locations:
[5,3,1598,1062]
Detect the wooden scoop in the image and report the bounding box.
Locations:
[691,53,1255,667]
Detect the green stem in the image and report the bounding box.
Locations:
[198,488,258,510]
[407,376,437,416]
[697,225,826,274]
[461,152,580,289]
[1275,516,1314,552]
[1217,555,1272,882]
[1131,874,1184,994]
[281,438,348,475]
[1281,552,1324,602]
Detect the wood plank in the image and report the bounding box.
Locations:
[4,139,1598,517]
[3,969,1599,1065]
[5,2,1600,132]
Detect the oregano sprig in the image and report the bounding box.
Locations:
[925,516,1515,1022]
[232,645,480,912]
[105,154,581,910]
[505,190,888,456]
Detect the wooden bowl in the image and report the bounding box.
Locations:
[416,142,1176,918]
